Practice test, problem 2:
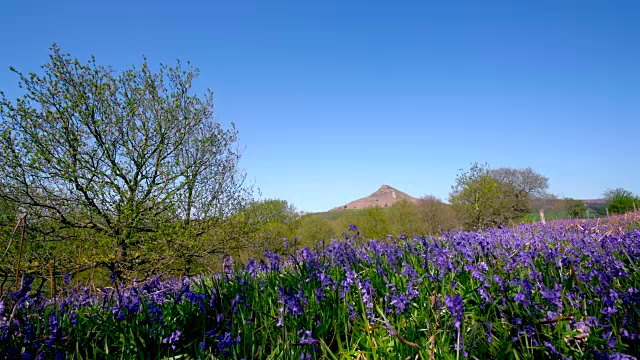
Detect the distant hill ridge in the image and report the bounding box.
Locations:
[327,185,607,213]
[582,199,608,205]
[331,185,419,211]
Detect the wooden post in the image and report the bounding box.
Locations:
[539,209,546,225]
[91,264,95,291]
[606,207,609,217]
[52,257,56,297]
[14,214,26,291]
[76,242,82,287]
[49,260,54,296]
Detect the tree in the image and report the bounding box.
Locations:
[295,214,335,248]
[489,167,551,221]
[0,198,19,282]
[450,164,507,230]
[563,198,587,218]
[603,188,639,214]
[489,167,549,198]
[235,199,299,260]
[415,195,459,234]
[449,163,536,230]
[337,207,389,240]
[0,45,251,277]
[385,199,421,236]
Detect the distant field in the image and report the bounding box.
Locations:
[320,204,607,224]
[522,209,572,222]
[522,203,608,222]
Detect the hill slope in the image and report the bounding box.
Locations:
[331,185,419,211]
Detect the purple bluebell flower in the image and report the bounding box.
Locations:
[107,262,120,284]
[231,293,244,314]
[222,254,235,276]
[45,310,60,348]
[484,322,493,343]
[216,332,240,356]
[514,292,530,307]
[314,287,325,303]
[444,294,464,330]
[608,353,637,360]
[348,304,356,319]
[544,341,559,355]
[245,259,256,277]
[390,293,409,314]
[297,329,317,345]
[162,329,181,350]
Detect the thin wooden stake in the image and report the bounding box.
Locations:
[49,260,54,296]
[52,257,56,296]
[76,242,82,287]
[14,214,26,291]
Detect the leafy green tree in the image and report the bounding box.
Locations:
[386,199,422,236]
[604,188,639,214]
[595,204,610,217]
[489,166,551,220]
[337,207,389,240]
[416,195,459,234]
[235,199,299,260]
[450,163,528,230]
[0,45,251,278]
[563,198,587,218]
[295,214,335,247]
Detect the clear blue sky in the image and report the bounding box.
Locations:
[1,0,639,212]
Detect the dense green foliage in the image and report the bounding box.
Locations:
[564,198,588,218]
[233,199,299,260]
[489,166,550,214]
[449,164,552,230]
[449,164,521,229]
[298,197,458,242]
[295,214,336,248]
[604,188,639,215]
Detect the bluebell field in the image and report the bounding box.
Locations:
[1,217,639,359]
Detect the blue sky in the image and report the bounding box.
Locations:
[1,0,639,212]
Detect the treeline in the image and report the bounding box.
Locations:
[240,185,640,265]
[447,163,638,228]
[236,196,458,260]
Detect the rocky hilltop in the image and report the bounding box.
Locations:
[332,185,419,211]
